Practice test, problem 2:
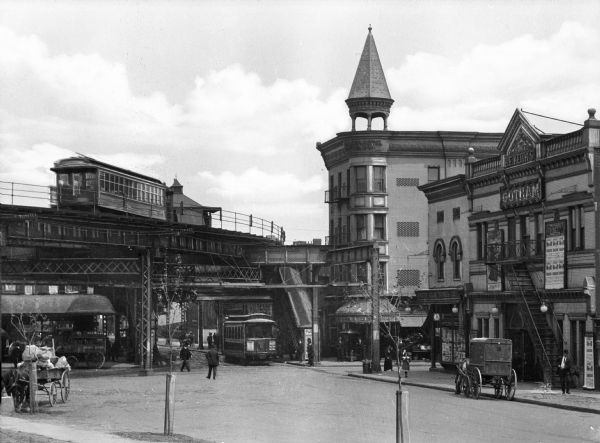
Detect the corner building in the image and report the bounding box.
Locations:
[419,108,600,389]
[316,27,502,350]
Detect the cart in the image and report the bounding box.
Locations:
[55,334,106,369]
[36,366,71,406]
[454,338,517,400]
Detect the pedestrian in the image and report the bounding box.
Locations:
[401,349,411,378]
[213,332,219,351]
[297,338,303,362]
[557,349,572,394]
[307,338,314,366]
[206,344,219,379]
[207,332,213,349]
[111,340,121,362]
[179,342,191,372]
[336,337,344,362]
[384,345,393,371]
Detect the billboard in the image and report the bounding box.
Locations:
[544,221,566,290]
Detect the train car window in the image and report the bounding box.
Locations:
[85,172,96,190]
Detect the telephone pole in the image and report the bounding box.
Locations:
[371,246,381,372]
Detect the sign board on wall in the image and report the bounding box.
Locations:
[545,221,566,290]
[583,334,595,390]
[487,229,503,291]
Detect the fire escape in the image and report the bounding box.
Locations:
[487,238,563,383]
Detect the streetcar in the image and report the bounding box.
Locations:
[51,155,167,220]
[222,313,277,364]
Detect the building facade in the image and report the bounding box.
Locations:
[316,27,502,351]
[419,108,600,389]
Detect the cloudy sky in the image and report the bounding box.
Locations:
[0,1,598,242]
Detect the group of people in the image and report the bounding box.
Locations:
[177,333,220,379]
[383,345,411,377]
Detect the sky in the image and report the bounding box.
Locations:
[0,0,599,243]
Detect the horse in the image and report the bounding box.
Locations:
[1,367,30,412]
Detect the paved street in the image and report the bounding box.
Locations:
[2,361,600,443]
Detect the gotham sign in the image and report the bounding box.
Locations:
[500,179,542,209]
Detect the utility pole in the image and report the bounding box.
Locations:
[371,246,381,372]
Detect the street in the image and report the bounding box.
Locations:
[1,363,599,443]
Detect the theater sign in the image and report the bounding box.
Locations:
[500,179,543,210]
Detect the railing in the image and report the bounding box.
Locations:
[486,239,544,262]
[542,129,583,158]
[0,179,284,242]
[471,156,502,177]
[324,185,349,203]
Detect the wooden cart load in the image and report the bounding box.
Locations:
[455,338,517,400]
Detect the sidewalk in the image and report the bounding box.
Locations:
[292,358,600,415]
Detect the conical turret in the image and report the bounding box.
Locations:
[346,26,394,131]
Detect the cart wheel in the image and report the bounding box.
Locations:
[67,355,78,369]
[504,369,517,401]
[462,376,472,398]
[86,352,105,369]
[472,368,482,400]
[60,370,71,402]
[49,382,58,406]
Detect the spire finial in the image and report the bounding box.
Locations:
[368,24,372,33]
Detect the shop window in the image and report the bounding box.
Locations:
[570,319,585,367]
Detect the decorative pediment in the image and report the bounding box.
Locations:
[497,109,542,164]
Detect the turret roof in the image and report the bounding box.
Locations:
[348,26,391,100]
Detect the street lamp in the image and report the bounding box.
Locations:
[491,305,499,315]
[452,305,459,314]
[540,302,548,313]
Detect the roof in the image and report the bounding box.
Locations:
[348,27,391,100]
[1,294,116,315]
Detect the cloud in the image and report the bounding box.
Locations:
[386,21,600,132]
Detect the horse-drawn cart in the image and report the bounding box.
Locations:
[455,338,517,400]
[36,366,71,406]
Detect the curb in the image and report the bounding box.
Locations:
[347,373,600,415]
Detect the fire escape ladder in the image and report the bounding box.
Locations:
[507,264,556,383]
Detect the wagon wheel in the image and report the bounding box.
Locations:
[461,375,472,398]
[60,370,71,402]
[49,382,58,406]
[66,355,78,369]
[504,369,517,401]
[471,367,482,400]
[86,351,105,369]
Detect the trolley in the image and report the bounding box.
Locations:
[455,338,517,400]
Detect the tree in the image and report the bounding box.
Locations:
[153,253,197,435]
[10,312,48,413]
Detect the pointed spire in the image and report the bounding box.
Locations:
[348,26,391,100]
[346,26,394,131]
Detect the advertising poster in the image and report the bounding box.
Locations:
[545,221,566,290]
[486,229,503,291]
[583,335,595,390]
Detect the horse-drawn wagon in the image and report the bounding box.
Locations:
[455,338,517,400]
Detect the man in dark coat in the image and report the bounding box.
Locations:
[8,341,24,369]
[179,343,192,372]
[307,338,314,366]
[207,332,213,349]
[206,344,219,379]
[557,349,572,394]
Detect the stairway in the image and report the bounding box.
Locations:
[507,264,562,384]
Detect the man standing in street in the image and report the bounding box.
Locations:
[206,344,219,379]
[179,342,192,372]
[307,338,314,366]
[207,332,213,349]
[558,349,572,394]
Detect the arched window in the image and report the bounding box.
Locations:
[449,236,463,280]
[433,240,446,281]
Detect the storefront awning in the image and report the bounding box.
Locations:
[335,298,402,324]
[400,314,427,328]
[1,294,116,315]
